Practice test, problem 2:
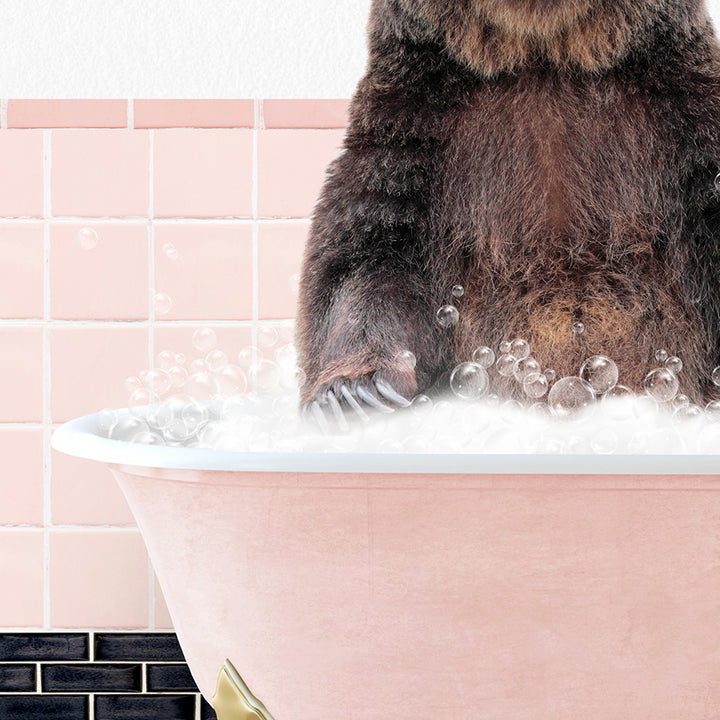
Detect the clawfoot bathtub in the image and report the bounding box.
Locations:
[53,411,720,719]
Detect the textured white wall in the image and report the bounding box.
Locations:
[0,0,719,98]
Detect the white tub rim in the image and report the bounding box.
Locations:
[51,410,720,476]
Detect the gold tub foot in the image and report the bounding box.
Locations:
[213,659,276,720]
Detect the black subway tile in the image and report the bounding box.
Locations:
[42,663,142,692]
[0,633,88,661]
[94,694,196,720]
[94,633,184,661]
[200,696,218,719]
[0,695,87,720]
[0,664,36,691]
[146,664,198,692]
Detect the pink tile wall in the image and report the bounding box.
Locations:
[0,99,348,632]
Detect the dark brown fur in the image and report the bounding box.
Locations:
[296,0,720,406]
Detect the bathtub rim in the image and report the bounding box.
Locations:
[51,410,720,475]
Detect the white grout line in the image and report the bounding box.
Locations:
[251,99,260,391]
[0,319,260,327]
[0,215,307,224]
[42,129,52,631]
[35,662,41,693]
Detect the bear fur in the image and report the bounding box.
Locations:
[296,0,720,411]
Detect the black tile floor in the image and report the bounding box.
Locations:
[0,632,217,720]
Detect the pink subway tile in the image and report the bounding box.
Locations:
[0,328,43,422]
[0,530,44,625]
[154,576,174,629]
[153,130,252,218]
[0,429,43,525]
[134,100,254,128]
[51,130,150,217]
[152,325,253,371]
[0,223,44,318]
[8,100,128,128]
[0,131,44,217]
[50,223,148,320]
[51,447,134,526]
[50,326,148,421]
[154,224,252,320]
[50,529,149,627]
[263,99,350,128]
[257,222,308,319]
[257,129,345,218]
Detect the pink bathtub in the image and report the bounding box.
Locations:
[53,412,720,719]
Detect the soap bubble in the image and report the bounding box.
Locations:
[189,359,209,374]
[156,350,175,370]
[499,399,523,424]
[509,338,530,360]
[153,292,172,316]
[601,384,634,419]
[713,367,720,387]
[205,350,228,371]
[671,394,690,411]
[450,362,489,401]
[499,341,512,354]
[655,349,669,363]
[472,346,495,368]
[249,360,280,394]
[547,376,595,419]
[523,373,549,398]
[674,403,703,421]
[451,285,465,298]
[96,409,118,433]
[214,364,248,396]
[579,355,618,394]
[496,354,518,377]
[436,305,459,328]
[192,327,217,352]
[131,431,166,445]
[544,369,556,382]
[167,365,189,388]
[128,389,160,416]
[181,402,209,432]
[109,415,149,441]
[411,394,433,415]
[665,356,683,374]
[705,400,720,419]
[394,350,417,372]
[590,428,619,454]
[174,353,186,365]
[184,371,220,401]
[514,356,541,383]
[237,346,259,371]
[258,326,279,349]
[644,367,679,402]
[124,376,142,394]
[164,418,197,443]
[162,242,179,260]
[146,403,173,430]
[572,321,585,335]
[143,369,171,395]
[76,227,98,249]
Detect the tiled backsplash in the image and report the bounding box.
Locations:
[0,99,349,631]
[0,631,216,719]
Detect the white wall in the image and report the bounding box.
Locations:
[0,0,719,98]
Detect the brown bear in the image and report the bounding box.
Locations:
[296,0,720,420]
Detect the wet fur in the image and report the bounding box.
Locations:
[296,0,720,404]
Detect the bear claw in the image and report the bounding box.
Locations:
[303,372,413,433]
